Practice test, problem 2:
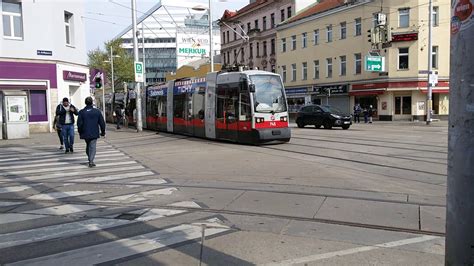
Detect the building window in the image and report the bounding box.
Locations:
[302,62,307,80]
[291,35,296,50]
[254,19,259,29]
[222,32,225,44]
[263,41,267,56]
[398,47,409,69]
[355,18,361,36]
[234,49,237,63]
[326,58,332,78]
[432,46,438,69]
[340,55,346,76]
[241,48,244,62]
[233,28,237,40]
[271,13,275,28]
[291,63,296,81]
[281,38,286,52]
[355,53,362,74]
[399,8,410,28]
[313,60,319,79]
[302,32,307,48]
[326,25,332,42]
[262,16,267,31]
[432,6,439,27]
[340,22,346,39]
[281,65,287,83]
[29,91,47,122]
[64,12,74,45]
[226,31,229,43]
[280,9,285,22]
[256,42,260,57]
[313,29,319,45]
[223,53,226,64]
[2,1,23,39]
[287,6,292,18]
[373,13,378,27]
[227,51,230,64]
[271,65,276,73]
[249,43,253,58]
[271,38,275,55]
[247,22,251,33]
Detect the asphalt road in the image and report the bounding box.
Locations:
[0,122,447,265]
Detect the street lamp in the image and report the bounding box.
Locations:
[103,46,120,116]
[193,1,214,72]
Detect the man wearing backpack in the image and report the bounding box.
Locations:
[55,97,78,153]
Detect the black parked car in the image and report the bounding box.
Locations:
[296,105,352,130]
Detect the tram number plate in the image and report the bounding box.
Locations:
[272,130,281,136]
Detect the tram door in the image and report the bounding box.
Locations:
[216,84,239,141]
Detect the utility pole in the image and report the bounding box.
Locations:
[208,0,214,72]
[426,0,433,125]
[142,22,147,89]
[131,0,142,132]
[445,0,474,264]
[110,46,115,94]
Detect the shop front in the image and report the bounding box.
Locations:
[311,84,350,114]
[285,87,310,121]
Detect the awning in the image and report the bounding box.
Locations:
[0,85,47,90]
[419,89,449,94]
[349,90,385,96]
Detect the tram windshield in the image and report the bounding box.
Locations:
[250,74,287,113]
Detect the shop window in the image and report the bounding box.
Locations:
[29,91,47,122]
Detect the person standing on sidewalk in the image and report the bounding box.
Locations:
[368,105,374,124]
[353,103,362,123]
[77,97,106,168]
[114,104,124,129]
[55,98,78,153]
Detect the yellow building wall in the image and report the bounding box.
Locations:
[166,63,222,81]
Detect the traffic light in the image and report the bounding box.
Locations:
[95,76,102,89]
[367,29,372,43]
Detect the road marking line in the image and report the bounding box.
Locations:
[22,204,104,216]
[167,201,202,208]
[10,165,145,182]
[0,184,41,194]
[5,161,138,175]
[27,191,103,200]
[96,188,178,203]
[130,178,168,185]
[0,152,124,164]
[0,150,120,160]
[7,218,230,266]
[0,155,129,169]
[263,235,440,265]
[75,171,156,183]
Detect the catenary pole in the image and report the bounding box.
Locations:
[110,46,115,94]
[426,0,433,124]
[131,0,143,132]
[209,0,214,72]
[445,0,474,264]
[142,22,146,89]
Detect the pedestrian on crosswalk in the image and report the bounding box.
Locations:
[77,97,106,168]
[55,98,78,153]
[52,115,64,150]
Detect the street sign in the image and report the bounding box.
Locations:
[365,55,385,72]
[134,62,144,82]
[429,73,439,86]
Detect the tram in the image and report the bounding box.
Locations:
[145,70,290,144]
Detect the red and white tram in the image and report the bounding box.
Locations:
[145,70,290,144]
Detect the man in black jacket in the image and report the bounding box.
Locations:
[77,97,106,167]
[55,98,78,153]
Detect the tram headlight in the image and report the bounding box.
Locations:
[256,117,264,123]
[280,116,288,122]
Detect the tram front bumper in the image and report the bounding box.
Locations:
[255,127,291,143]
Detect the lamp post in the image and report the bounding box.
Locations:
[104,47,120,117]
[193,0,214,72]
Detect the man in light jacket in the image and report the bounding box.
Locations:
[77,97,106,167]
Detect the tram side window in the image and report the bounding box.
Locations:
[193,88,205,120]
[157,95,167,117]
[216,86,226,119]
[239,93,251,121]
[174,94,185,118]
[216,84,239,121]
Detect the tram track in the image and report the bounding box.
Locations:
[8,197,444,237]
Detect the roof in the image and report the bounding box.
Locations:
[221,0,269,21]
[282,0,347,25]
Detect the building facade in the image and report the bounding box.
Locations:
[277,0,450,120]
[0,0,89,133]
[220,0,315,71]
[116,1,221,84]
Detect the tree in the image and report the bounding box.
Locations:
[88,39,134,92]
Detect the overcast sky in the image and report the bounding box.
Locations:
[84,0,248,52]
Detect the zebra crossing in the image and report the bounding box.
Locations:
[0,140,231,265]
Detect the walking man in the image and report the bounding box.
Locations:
[55,98,78,153]
[368,105,374,124]
[114,104,124,129]
[77,97,106,168]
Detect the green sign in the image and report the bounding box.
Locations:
[365,56,385,72]
[134,62,144,82]
[178,48,207,55]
